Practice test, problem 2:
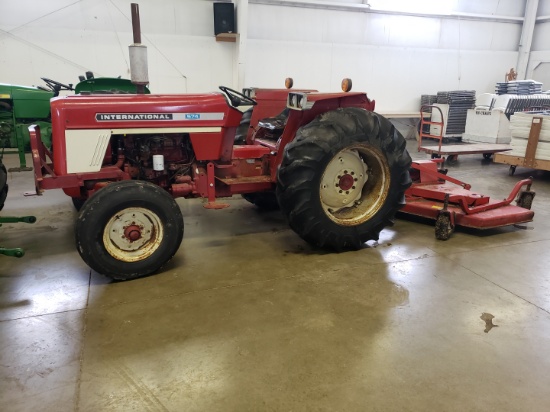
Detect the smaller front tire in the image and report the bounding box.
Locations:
[71,197,86,211]
[75,180,184,280]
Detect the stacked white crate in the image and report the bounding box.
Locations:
[462,93,511,144]
[508,112,550,160]
[462,109,511,144]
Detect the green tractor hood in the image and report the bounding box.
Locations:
[75,78,150,94]
[0,83,53,119]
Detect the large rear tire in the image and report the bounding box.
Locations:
[277,108,411,250]
[75,180,184,280]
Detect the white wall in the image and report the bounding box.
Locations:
[0,0,538,112]
[246,0,523,111]
[0,0,235,93]
[246,40,518,112]
[532,21,550,52]
[528,0,550,89]
[532,0,550,51]
[455,0,525,16]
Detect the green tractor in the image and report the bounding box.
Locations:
[0,83,53,171]
[0,155,36,257]
[0,74,150,171]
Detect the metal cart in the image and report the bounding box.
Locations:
[418,105,511,162]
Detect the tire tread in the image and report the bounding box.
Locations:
[276,108,412,250]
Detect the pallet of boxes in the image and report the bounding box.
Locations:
[494,111,550,175]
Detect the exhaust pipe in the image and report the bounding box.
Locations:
[129,3,149,94]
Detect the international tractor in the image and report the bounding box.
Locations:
[23,3,536,280]
[28,81,413,280]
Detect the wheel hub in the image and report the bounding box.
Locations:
[320,149,368,211]
[103,207,164,262]
[124,225,142,242]
[319,145,390,226]
[338,174,355,191]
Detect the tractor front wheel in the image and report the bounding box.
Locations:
[277,108,412,250]
[75,180,184,280]
[71,197,86,211]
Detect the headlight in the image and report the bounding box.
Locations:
[242,88,256,99]
[287,92,313,110]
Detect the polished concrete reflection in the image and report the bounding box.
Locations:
[1,144,550,411]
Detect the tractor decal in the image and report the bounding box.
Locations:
[96,113,173,121]
[95,112,225,122]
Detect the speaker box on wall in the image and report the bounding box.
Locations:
[213,2,235,35]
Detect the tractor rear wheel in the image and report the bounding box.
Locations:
[0,161,8,211]
[75,180,184,280]
[277,108,412,250]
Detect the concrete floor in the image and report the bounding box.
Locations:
[1,142,550,411]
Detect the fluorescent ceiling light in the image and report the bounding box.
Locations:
[369,0,457,15]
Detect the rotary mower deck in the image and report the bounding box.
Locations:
[401,160,535,240]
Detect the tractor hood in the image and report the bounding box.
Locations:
[0,83,53,118]
[50,92,242,130]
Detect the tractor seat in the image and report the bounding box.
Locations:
[258,108,290,130]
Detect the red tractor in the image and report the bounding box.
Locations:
[29,82,412,280]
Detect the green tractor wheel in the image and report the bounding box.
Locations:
[0,160,8,211]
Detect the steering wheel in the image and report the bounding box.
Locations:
[41,77,74,94]
[219,86,257,107]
